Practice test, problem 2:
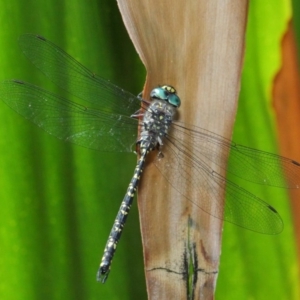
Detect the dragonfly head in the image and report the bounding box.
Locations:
[150,85,181,108]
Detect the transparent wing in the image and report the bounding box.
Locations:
[0,80,138,152]
[171,122,300,188]
[18,34,143,115]
[155,136,283,234]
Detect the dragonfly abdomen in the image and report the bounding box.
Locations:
[97,94,178,283]
[97,147,148,282]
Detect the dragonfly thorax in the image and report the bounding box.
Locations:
[139,98,176,152]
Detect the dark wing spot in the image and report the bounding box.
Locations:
[292,160,300,166]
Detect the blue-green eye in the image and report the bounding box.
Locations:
[150,87,168,100]
[150,85,181,108]
[167,94,181,108]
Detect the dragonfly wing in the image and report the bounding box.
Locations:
[0,80,138,152]
[227,144,300,188]
[18,34,143,115]
[154,135,283,234]
[171,121,300,188]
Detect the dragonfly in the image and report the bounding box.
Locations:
[0,34,299,283]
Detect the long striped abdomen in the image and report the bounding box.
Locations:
[97,148,148,283]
